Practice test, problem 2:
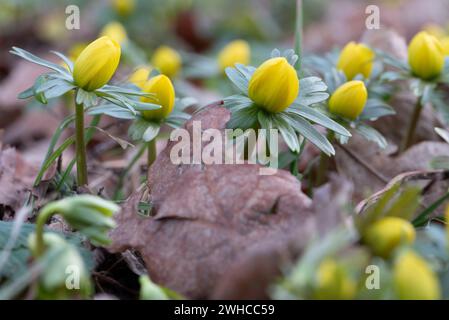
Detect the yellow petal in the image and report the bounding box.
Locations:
[314,259,356,300]
[408,31,445,80]
[329,80,367,120]
[129,66,152,89]
[141,75,175,120]
[248,57,299,113]
[337,42,375,80]
[100,22,128,45]
[394,250,441,300]
[151,46,182,78]
[363,217,415,258]
[218,40,250,72]
[73,36,121,91]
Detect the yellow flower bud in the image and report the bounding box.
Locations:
[248,57,299,113]
[100,22,128,45]
[329,80,367,120]
[393,250,441,300]
[129,66,152,89]
[314,259,356,300]
[363,217,415,258]
[151,46,182,78]
[441,37,449,56]
[337,42,375,80]
[141,75,175,121]
[408,31,445,80]
[218,40,251,72]
[113,0,135,16]
[73,36,121,92]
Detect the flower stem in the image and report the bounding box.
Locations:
[75,96,88,186]
[294,0,303,74]
[400,96,423,153]
[34,203,59,258]
[315,131,334,186]
[147,138,157,168]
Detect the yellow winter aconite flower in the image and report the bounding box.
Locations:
[129,66,152,89]
[141,75,175,121]
[73,36,121,92]
[248,57,299,113]
[363,217,415,258]
[218,40,250,72]
[408,31,445,80]
[329,80,367,120]
[113,0,135,16]
[314,259,356,300]
[100,22,128,45]
[151,46,182,78]
[337,42,375,80]
[441,37,449,56]
[393,250,441,300]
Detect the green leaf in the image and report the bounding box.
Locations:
[273,115,300,152]
[435,127,449,144]
[283,113,335,156]
[128,118,161,142]
[287,106,351,137]
[225,67,249,94]
[226,105,259,130]
[359,99,396,120]
[88,104,136,120]
[223,94,254,112]
[143,123,161,142]
[430,156,449,170]
[355,124,387,149]
[10,47,71,76]
[50,51,73,72]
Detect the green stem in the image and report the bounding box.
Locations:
[34,203,58,258]
[294,0,303,74]
[75,96,88,186]
[147,138,157,168]
[316,131,334,186]
[400,96,423,153]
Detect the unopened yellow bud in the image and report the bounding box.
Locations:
[248,57,299,113]
[408,31,445,80]
[73,36,121,91]
[363,217,415,258]
[441,37,449,56]
[141,75,175,121]
[337,42,375,80]
[218,40,250,72]
[329,80,367,120]
[314,259,356,300]
[129,66,152,89]
[100,22,128,45]
[393,250,441,300]
[151,46,182,78]
[113,0,135,16]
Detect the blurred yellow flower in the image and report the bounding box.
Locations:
[129,66,152,89]
[363,217,415,258]
[337,42,375,80]
[113,0,135,16]
[100,22,128,45]
[218,40,250,72]
[441,37,449,56]
[141,75,175,120]
[314,259,356,300]
[248,57,299,113]
[329,80,367,120]
[73,36,121,92]
[393,250,441,300]
[408,31,445,80]
[151,46,182,78]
